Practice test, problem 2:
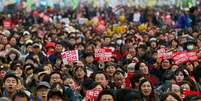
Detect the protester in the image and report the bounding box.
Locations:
[139,79,158,101]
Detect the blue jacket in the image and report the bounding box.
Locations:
[176,13,192,29]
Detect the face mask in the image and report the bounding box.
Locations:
[187,45,194,50]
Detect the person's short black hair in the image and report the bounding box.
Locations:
[83,52,94,59]
[174,68,188,80]
[138,44,147,50]
[49,72,62,81]
[115,89,133,101]
[113,70,125,77]
[90,82,104,90]
[10,61,23,70]
[47,89,63,100]
[12,91,29,101]
[96,90,116,101]
[130,71,144,88]
[124,90,143,101]
[3,73,18,84]
[161,70,174,84]
[105,62,117,69]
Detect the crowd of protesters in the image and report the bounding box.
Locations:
[0,3,201,101]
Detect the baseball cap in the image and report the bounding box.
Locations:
[36,81,51,90]
[23,64,34,71]
[32,43,42,49]
[23,31,30,36]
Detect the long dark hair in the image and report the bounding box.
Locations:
[139,79,157,101]
[174,68,189,82]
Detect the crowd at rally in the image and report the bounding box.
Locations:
[0,3,201,101]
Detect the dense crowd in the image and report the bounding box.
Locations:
[0,3,201,101]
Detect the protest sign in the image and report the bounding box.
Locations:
[172,50,198,65]
[3,20,12,29]
[187,50,198,62]
[157,48,173,60]
[95,48,113,62]
[61,50,79,64]
[172,51,188,65]
[86,88,102,100]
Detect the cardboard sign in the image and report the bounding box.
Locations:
[172,52,188,65]
[187,50,198,62]
[86,88,102,100]
[95,48,113,62]
[61,50,79,64]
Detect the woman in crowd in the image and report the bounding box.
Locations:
[139,79,158,101]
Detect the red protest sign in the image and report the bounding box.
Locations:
[163,51,173,60]
[3,20,13,29]
[157,48,172,60]
[95,48,112,62]
[173,52,188,65]
[86,88,102,100]
[187,50,198,62]
[61,50,79,64]
[157,48,166,58]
